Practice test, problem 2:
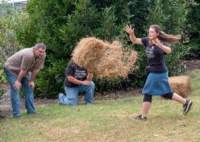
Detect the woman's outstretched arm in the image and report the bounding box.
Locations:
[125,25,143,45]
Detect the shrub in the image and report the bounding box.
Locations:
[16,0,190,97]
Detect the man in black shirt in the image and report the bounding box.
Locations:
[58,61,95,105]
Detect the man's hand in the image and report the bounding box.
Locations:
[29,81,35,89]
[67,76,92,86]
[14,80,22,90]
[87,73,93,81]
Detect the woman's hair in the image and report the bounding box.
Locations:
[150,24,181,43]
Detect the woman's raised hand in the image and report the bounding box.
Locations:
[125,25,135,35]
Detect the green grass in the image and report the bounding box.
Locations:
[1,70,200,142]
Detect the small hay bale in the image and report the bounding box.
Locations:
[169,75,191,98]
[72,37,137,78]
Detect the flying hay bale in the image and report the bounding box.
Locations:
[72,37,137,78]
[169,75,191,98]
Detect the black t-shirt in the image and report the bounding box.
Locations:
[65,62,88,87]
[141,37,168,73]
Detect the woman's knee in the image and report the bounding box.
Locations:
[143,94,152,102]
[162,92,173,100]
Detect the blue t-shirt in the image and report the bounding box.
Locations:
[141,37,168,73]
[65,62,88,87]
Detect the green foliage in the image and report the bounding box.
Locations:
[0,2,25,84]
[186,0,200,37]
[0,88,4,97]
[166,44,188,75]
[16,0,131,97]
[185,0,200,58]
[15,0,78,97]
[15,0,190,97]
[0,9,24,64]
[0,63,6,84]
[35,59,67,98]
[147,0,189,74]
[128,0,153,36]
[185,39,200,59]
[148,0,188,33]
[92,0,151,92]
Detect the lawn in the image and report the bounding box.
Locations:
[0,70,200,142]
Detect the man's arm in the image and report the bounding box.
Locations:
[30,69,40,82]
[14,69,27,90]
[86,73,93,81]
[16,69,27,82]
[28,69,40,89]
[67,76,91,86]
[67,76,82,85]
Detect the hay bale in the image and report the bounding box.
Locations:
[72,37,137,78]
[169,75,191,98]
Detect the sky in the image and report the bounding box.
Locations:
[0,0,27,3]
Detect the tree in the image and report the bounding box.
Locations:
[185,0,200,58]
[147,0,189,75]
[16,0,189,97]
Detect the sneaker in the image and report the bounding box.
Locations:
[183,99,192,115]
[129,114,147,121]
